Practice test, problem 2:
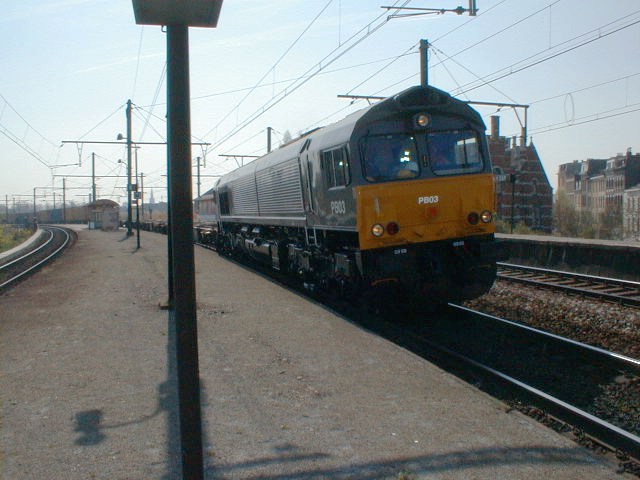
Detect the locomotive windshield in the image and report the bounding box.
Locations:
[362,134,419,182]
[427,130,483,175]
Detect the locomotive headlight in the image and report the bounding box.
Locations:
[371,224,385,237]
[414,113,431,128]
[480,210,493,223]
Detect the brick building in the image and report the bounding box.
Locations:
[488,116,553,232]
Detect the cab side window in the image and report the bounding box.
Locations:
[219,190,230,215]
[321,146,350,188]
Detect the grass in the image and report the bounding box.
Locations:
[0,226,32,253]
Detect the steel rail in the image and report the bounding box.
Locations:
[450,303,640,370]
[421,319,640,463]
[0,226,71,289]
[497,262,640,307]
[192,238,640,463]
[0,228,54,269]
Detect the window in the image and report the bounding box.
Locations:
[321,146,350,188]
[427,130,483,175]
[361,134,419,182]
[219,190,230,215]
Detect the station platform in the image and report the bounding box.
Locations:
[0,228,624,479]
[497,232,640,281]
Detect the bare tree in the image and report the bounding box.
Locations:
[553,191,579,237]
[280,130,292,145]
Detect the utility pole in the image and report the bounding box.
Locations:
[140,172,144,220]
[126,99,133,236]
[134,146,141,248]
[420,39,429,87]
[92,152,97,206]
[62,133,208,234]
[33,188,37,228]
[380,3,476,87]
[63,179,67,223]
[267,127,273,153]
[196,157,202,201]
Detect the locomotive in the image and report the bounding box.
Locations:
[197,85,505,307]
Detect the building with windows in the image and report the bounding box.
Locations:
[623,185,640,240]
[488,116,553,232]
[557,149,640,239]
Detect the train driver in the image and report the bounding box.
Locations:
[429,141,448,167]
[364,135,418,181]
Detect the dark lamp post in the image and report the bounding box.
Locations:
[132,0,222,26]
[130,2,223,479]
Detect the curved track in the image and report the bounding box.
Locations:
[0,225,74,291]
[497,262,640,307]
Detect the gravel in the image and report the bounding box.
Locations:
[464,280,640,472]
[464,280,640,360]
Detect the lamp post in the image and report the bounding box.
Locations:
[116,101,133,236]
[130,2,223,479]
[32,187,54,229]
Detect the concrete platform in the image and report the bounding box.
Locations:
[497,232,640,281]
[0,228,624,479]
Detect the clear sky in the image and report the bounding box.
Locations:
[1,0,639,209]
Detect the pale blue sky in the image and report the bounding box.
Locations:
[1,0,639,207]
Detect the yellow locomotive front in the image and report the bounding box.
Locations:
[349,87,505,303]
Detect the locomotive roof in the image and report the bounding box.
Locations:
[355,84,484,129]
[216,85,483,185]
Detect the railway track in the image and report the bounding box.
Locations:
[197,240,640,470]
[497,262,640,307]
[443,305,639,462]
[347,301,640,470]
[0,225,74,291]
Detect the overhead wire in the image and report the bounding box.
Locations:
[529,103,640,135]
[76,104,125,140]
[343,0,510,97]
[452,13,640,96]
[137,62,166,142]
[0,127,51,169]
[367,8,639,106]
[430,47,470,101]
[357,0,561,101]
[442,0,562,60]
[346,42,419,95]
[205,0,336,139]
[203,0,412,150]
[0,93,58,148]
[306,0,515,131]
[133,52,418,108]
[430,45,520,104]
[133,108,166,142]
[528,72,640,106]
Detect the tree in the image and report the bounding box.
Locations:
[599,203,622,240]
[280,130,292,145]
[553,191,579,237]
